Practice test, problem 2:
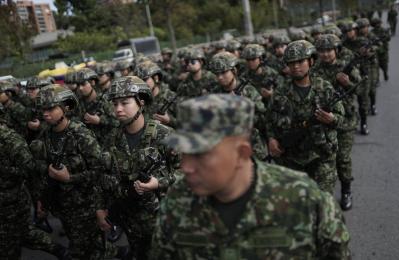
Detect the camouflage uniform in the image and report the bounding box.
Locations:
[371,17,391,81]
[30,85,105,259]
[312,34,362,209]
[268,36,290,78]
[176,48,217,99]
[208,51,268,160]
[240,44,282,107]
[76,68,119,147]
[158,47,177,85]
[267,41,345,193]
[387,7,398,35]
[152,94,350,259]
[0,121,70,259]
[102,76,176,259]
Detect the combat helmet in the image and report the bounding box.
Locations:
[241,44,265,59]
[225,39,242,52]
[209,51,238,74]
[115,60,132,71]
[107,76,152,105]
[96,62,114,77]
[36,84,78,111]
[26,76,54,89]
[0,81,15,93]
[272,35,291,48]
[341,22,358,34]
[315,34,341,50]
[356,18,370,29]
[185,48,205,60]
[161,47,173,55]
[135,61,162,81]
[324,25,343,38]
[370,17,382,27]
[284,40,317,63]
[75,68,98,85]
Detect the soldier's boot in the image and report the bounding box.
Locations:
[383,70,389,81]
[370,95,377,116]
[53,244,71,260]
[116,246,133,260]
[359,112,369,135]
[341,182,353,211]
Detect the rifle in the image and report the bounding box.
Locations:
[279,79,364,149]
[33,208,53,233]
[157,94,179,115]
[233,79,250,95]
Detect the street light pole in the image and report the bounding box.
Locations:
[242,0,254,37]
[145,4,155,37]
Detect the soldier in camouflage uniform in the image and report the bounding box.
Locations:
[175,48,217,99]
[387,4,398,36]
[96,62,115,95]
[371,17,391,81]
[267,40,345,194]
[158,47,177,86]
[225,39,246,76]
[240,44,281,106]
[208,51,268,160]
[310,25,324,43]
[75,68,119,147]
[115,60,134,78]
[312,34,362,210]
[268,35,291,78]
[0,121,70,259]
[356,18,381,117]
[98,76,176,259]
[30,84,105,259]
[151,94,350,259]
[0,81,30,138]
[342,21,371,135]
[135,60,177,128]
[25,76,53,143]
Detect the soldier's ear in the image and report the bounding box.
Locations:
[236,136,253,161]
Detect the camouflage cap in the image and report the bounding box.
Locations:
[0,81,15,93]
[163,94,254,154]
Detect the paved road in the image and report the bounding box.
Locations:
[22,15,399,260]
[343,14,399,260]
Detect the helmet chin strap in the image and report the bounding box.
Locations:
[121,97,143,127]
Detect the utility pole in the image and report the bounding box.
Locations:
[319,0,325,26]
[242,0,254,37]
[272,0,279,28]
[145,3,154,37]
[332,0,336,22]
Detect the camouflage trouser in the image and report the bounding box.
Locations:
[377,51,389,72]
[279,155,337,194]
[337,130,355,184]
[368,63,379,107]
[22,224,60,256]
[59,206,104,260]
[0,196,31,259]
[357,66,371,118]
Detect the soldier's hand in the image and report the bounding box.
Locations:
[268,138,284,157]
[28,119,41,130]
[336,72,350,87]
[134,177,159,194]
[96,209,111,232]
[315,109,335,124]
[48,164,71,182]
[153,112,170,124]
[84,113,100,125]
[261,87,273,98]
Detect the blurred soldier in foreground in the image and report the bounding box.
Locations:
[151,94,350,259]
